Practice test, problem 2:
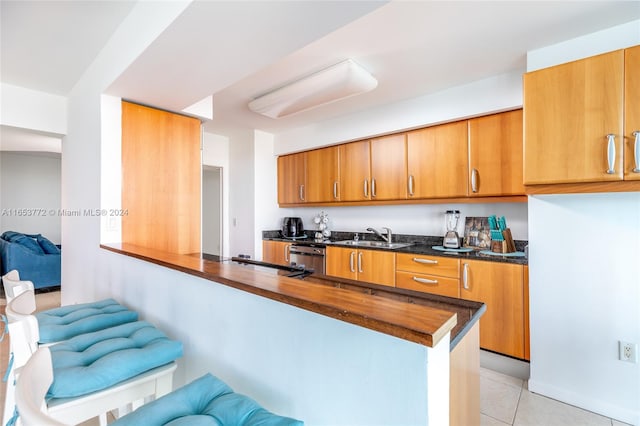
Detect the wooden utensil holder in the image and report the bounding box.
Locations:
[501,228,516,253]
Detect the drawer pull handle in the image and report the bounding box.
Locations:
[471,168,479,193]
[408,175,414,196]
[413,277,438,285]
[299,184,305,201]
[349,251,355,273]
[333,181,339,199]
[363,179,369,197]
[412,258,438,265]
[358,252,363,273]
[606,134,616,174]
[284,244,290,262]
[371,178,377,197]
[462,263,469,290]
[633,131,640,173]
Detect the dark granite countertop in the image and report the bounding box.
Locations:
[263,230,528,265]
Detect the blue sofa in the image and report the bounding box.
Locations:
[0,231,61,289]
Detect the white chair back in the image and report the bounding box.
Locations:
[15,347,69,426]
[2,270,35,304]
[5,290,40,369]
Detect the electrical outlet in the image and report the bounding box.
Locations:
[619,341,638,363]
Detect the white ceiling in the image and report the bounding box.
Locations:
[1,0,640,147]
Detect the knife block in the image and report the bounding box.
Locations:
[491,228,516,253]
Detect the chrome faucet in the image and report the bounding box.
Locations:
[366,227,392,243]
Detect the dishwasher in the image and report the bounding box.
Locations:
[288,244,325,274]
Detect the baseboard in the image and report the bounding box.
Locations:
[480,349,530,380]
[528,378,639,425]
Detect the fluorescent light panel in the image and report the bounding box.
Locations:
[248,59,378,119]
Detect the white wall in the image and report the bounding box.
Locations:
[0,83,67,135]
[227,129,256,258]
[0,152,61,243]
[526,21,640,425]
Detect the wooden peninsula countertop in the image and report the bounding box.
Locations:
[101,243,485,349]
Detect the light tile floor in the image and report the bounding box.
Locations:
[480,367,631,426]
[0,292,633,426]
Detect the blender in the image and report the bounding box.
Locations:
[443,210,461,249]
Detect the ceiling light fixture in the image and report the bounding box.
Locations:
[248,59,378,119]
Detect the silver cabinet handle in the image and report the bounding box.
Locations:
[408,175,414,196]
[471,168,479,193]
[413,277,438,285]
[462,263,469,290]
[412,257,438,265]
[358,252,363,273]
[606,134,616,174]
[371,178,377,197]
[284,244,290,262]
[633,131,640,173]
[349,251,355,273]
[333,181,338,199]
[299,184,305,201]
[363,179,369,197]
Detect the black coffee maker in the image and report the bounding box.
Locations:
[281,217,305,239]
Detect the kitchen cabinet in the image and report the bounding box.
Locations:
[625,45,640,180]
[339,140,371,201]
[277,152,306,204]
[407,121,468,199]
[523,49,625,184]
[339,135,407,202]
[395,253,460,297]
[326,246,395,286]
[460,260,526,359]
[469,110,524,196]
[262,240,291,266]
[306,146,341,202]
[370,134,408,200]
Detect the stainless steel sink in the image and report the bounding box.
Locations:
[333,240,413,250]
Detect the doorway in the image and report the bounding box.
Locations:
[202,166,222,256]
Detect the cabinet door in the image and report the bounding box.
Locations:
[326,246,357,280]
[358,249,396,286]
[407,121,468,198]
[460,260,525,359]
[339,141,371,201]
[469,110,524,196]
[262,241,291,266]
[523,50,624,184]
[277,153,306,204]
[370,134,408,200]
[625,45,640,180]
[306,146,341,202]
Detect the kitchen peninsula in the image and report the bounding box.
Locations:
[102,242,485,425]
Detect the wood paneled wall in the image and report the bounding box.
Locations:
[121,101,201,254]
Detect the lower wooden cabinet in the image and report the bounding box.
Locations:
[395,253,460,297]
[460,260,527,360]
[326,246,395,287]
[262,240,291,267]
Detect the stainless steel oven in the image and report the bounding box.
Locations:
[289,244,325,274]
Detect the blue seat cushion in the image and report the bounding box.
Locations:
[47,321,183,398]
[111,374,303,426]
[35,299,138,343]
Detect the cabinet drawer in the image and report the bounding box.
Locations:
[396,271,460,297]
[396,253,460,277]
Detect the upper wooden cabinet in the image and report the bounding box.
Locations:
[306,146,341,202]
[469,110,524,196]
[339,140,371,202]
[625,45,640,180]
[523,49,625,184]
[278,152,306,204]
[370,134,408,200]
[407,121,468,198]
